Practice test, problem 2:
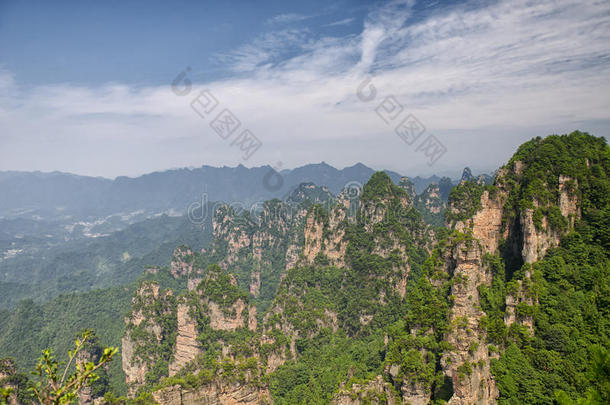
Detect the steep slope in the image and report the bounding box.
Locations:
[8,131,606,404]
[118,172,434,403]
[415,183,447,227]
[122,260,270,403]
[415,131,609,404]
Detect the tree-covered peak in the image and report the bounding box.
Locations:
[196,264,248,306]
[499,131,609,231]
[505,131,608,201]
[510,131,608,174]
[361,171,408,202]
[397,176,416,200]
[285,182,334,209]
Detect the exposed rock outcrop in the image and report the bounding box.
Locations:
[400,380,430,405]
[398,176,416,200]
[169,303,201,376]
[440,237,498,405]
[519,176,579,264]
[559,175,580,226]
[415,184,444,215]
[503,275,535,334]
[152,382,272,405]
[332,375,397,405]
[209,200,307,300]
[386,363,430,405]
[520,205,561,264]
[122,282,177,396]
[454,188,508,255]
[438,161,583,403]
[302,203,347,267]
[171,247,195,279]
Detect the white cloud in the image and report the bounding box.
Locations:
[1,0,609,178]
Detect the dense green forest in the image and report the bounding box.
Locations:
[0,213,213,308]
[1,132,608,404]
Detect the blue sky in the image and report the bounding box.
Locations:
[0,0,609,178]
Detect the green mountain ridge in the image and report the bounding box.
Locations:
[1,131,608,404]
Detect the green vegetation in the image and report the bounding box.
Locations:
[1,330,117,405]
[197,264,249,308]
[269,331,388,404]
[0,214,213,309]
[1,132,608,404]
[445,180,486,223]
[127,282,178,390]
[360,171,405,202]
[414,184,447,227]
[490,229,609,403]
[478,132,610,403]
[502,131,609,233]
[0,287,132,395]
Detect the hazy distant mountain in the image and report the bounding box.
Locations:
[0,163,404,221]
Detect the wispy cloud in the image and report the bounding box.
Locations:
[267,13,310,25]
[1,0,609,178]
[325,17,355,27]
[215,29,312,73]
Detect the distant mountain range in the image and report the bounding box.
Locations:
[0,162,495,309]
[0,163,489,221]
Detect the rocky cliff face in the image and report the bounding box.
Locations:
[209,199,307,302]
[398,176,416,200]
[436,159,582,404]
[122,282,177,396]
[302,202,348,267]
[414,182,448,227]
[152,381,272,405]
[76,346,102,405]
[171,247,196,279]
[122,263,269,403]
[440,237,498,405]
[116,133,604,405]
[503,276,535,334]
[331,375,397,405]
[415,184,445,215]
[169,302,201,376]
[453,188,508,254]
[519,176,579,264]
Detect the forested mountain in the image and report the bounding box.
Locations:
[1,131,607,404]
[0,163,477,308]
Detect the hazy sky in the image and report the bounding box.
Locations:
[1,0,609,179]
